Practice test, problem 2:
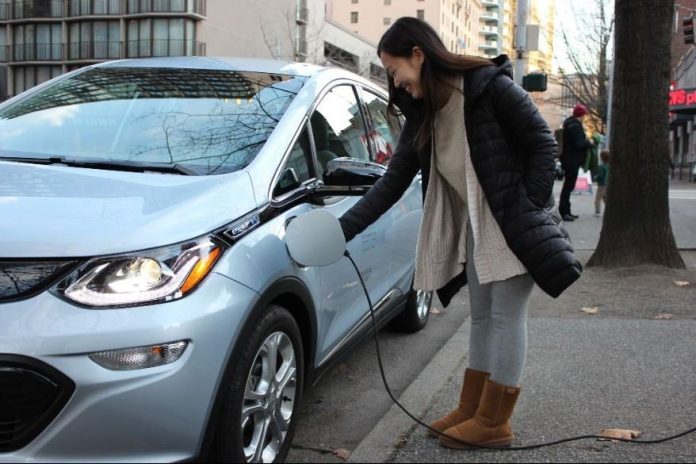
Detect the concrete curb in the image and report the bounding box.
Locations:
[347,317,471,463]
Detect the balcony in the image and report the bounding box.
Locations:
[68,40,121,60]
[0,45,7,61]
[480,0,498,6]
[480,13,499,22]
[12,42,63,61]
[0,0,207,19]
[478,41,498,51]
[125,0,206,16]
[67,0,126,16]
[126,38,205,58]
[479,25,499,35]
[2,0,63,20]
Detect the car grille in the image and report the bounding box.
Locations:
[0,261,77,303]
[0,356,75,452]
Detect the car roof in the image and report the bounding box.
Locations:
[96,56,328,77]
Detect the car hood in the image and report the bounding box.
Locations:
[0,162,258,258]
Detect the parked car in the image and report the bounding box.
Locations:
[0,57,433,463]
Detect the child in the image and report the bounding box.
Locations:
[594,150,610,216]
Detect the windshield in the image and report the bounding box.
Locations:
[0,67,306,175]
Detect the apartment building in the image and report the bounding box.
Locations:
[0,0,212,99]
[527,0,555,73]
[327,0,483,56]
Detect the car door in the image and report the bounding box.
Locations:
[307,83,420,364]
[358,87,423,293]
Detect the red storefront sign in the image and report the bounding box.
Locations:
[669,88,696,111]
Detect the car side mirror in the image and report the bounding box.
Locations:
[317,157,386,196]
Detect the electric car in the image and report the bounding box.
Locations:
[0,57,433,463]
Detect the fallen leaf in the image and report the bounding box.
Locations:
[655,313,674,320]
[598,428,641,442]
[332,448,351,460]
[429,307,441,315]
[581,306,600,315]
[674,280,691,288]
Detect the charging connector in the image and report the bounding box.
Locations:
[343,249,696,450]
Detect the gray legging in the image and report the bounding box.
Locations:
[465,223,534,387]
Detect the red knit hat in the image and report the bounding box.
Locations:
[573,104,588,117]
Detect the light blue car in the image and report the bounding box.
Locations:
[0,57,432,463]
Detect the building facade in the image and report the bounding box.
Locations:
[0,0,208,100]
[526,0,554,73]
[0,0,387,101]
[326,0,483,56]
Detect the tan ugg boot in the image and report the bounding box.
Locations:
[428,368,490,438]
[438,378,521,449]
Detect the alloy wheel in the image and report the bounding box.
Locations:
[241,331,297,463]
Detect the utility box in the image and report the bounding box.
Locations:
[522,73,547,92]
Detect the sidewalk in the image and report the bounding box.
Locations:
[348,182,696,463]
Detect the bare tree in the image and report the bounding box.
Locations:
[556,0,614,133]
[260,6,381,82]
[587,0,684,268]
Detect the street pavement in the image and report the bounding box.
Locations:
[346,179,696,463]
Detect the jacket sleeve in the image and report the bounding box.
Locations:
[338,119,421,242]
[567,122,592,151]
[490,74,557,207]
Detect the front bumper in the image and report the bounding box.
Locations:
[0,272,258,463]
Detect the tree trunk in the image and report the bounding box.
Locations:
[587,0,684,268]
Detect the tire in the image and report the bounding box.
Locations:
[211,305,304,463]
[389,285,433,333]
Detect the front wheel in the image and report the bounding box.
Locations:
[390,286,433,333]
[211,305,304,463]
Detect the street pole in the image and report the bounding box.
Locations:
[514,0,529,85]
[605,47,614,150]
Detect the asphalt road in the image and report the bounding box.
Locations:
[286,289,471,463]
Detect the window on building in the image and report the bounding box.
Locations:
[11,65,61,96]
[351,11,358,23]
[69,21,120,59]
[0,26,6,63]
[383,17,391,25]
[417,9,424,20]
[351,0,358,3]
[12,23,62,61]
[127,18,195,58]
[384,0,391,4]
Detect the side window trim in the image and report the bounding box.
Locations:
[270,119,318,202]
[353,85,378,163]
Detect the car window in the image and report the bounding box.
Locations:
[0,67,306,175]
[310,85,370,178]
[273,126,312,197]
[362,90,401,166]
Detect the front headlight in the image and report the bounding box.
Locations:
[55,237,225,308]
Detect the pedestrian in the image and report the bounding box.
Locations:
[584,132,602,180]
[338,17,582,449]
[559,104,594,221]
[594,150,610,216]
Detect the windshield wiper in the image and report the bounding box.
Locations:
[0,156,197,175]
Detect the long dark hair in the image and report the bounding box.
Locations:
[378,17,493,150]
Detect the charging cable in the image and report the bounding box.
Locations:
[343,249,696,451]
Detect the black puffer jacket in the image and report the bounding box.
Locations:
[561,116,592,165]
[339,55,582,304]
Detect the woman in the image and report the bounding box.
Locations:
[339,18,582,449]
